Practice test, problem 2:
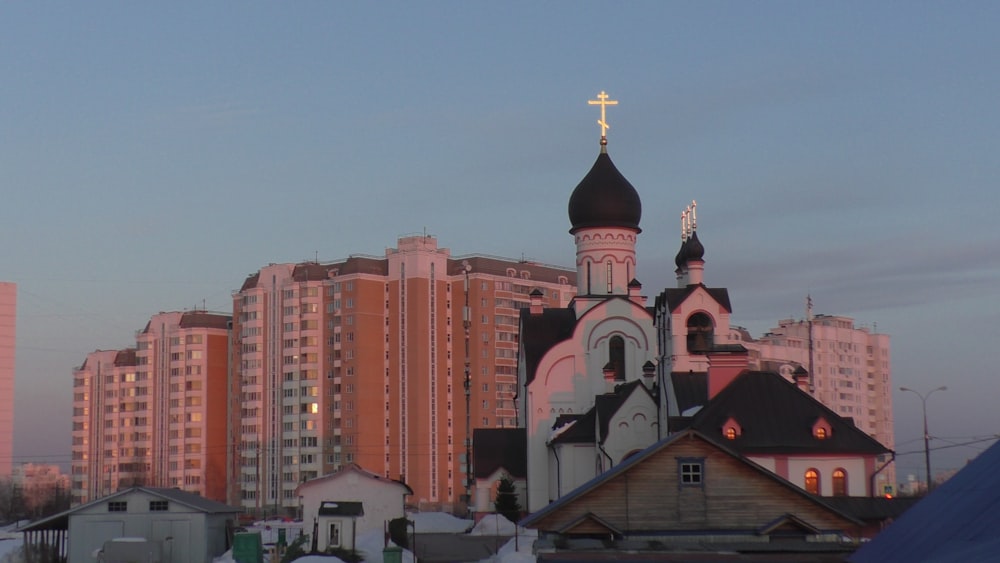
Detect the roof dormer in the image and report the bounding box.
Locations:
[722,416,742,440]
[812,417,832,440]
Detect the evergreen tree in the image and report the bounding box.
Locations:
[493,474,521,523]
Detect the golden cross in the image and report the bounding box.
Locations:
[588,90,618,142]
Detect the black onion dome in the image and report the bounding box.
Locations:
[674,240,688,269]
[685,231,705,261]
[568,152,642,234]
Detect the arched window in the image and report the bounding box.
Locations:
[725,427,737,440]
[815,427,827,439]
[804,469,820,495]
[833,469,847,497]
[609,336,625,381]
[686,313,714,353]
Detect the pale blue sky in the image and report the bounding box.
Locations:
[3,3,998,481]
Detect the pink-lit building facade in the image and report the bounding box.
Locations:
[232,235,575,515]
[0,282,14,478]
[70,311,232,505]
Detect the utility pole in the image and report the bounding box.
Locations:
[462,261,473,517]
[900,386,947,493]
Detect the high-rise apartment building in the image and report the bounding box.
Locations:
[70,311,232,505]
[728,312,895,491]
[0,282,14,478]
[232,235,575,514]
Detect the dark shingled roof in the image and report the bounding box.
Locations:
[670,371,707,415]
[447,256,575,284]
[179,311,231,330]
[550,381,652,445]
[519,308,578,387]
[568,151,642,234]
[824,496,919,522]
[655,285,733,313]
[473,428,527,479]
[114,349,137,367]
[690,371,890,456]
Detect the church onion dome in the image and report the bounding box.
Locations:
[685,231,705,261]
[568,152,642,234]
[674,239,688,269]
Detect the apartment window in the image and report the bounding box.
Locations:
[108,502,128,512]
[678,458,704,487]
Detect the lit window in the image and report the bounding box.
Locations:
[815,427,827,439]
[725,427,736,440]
[805,469,820,494]
[833,469,847,496]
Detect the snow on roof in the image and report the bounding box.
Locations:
[548,419,577,442]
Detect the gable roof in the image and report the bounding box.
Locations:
[670,370,707,415]
[549,380,654,445]
[655,285,733,314]
[473,428,527,479]
[691,371,890,455]
[295,463,413,496]
[519,307,578,387]
[521,428,863,529]
[850,438,1000,563]
[689,371,890,456]
[18,487,239,532]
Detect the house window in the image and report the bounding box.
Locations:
[833,469,847,497]
[805,469,820,494]
[678,458,704,487]
[108,501,128,512]
[725,427,737,440]
[815,427,828,439]
[149,500,168,512]
[329,523,341,547]
[686,313,714,353]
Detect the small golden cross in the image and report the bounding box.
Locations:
[588,90,618,143]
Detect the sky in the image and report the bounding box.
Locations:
[2,3,998,483]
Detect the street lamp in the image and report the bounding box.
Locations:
[899,385,947,492]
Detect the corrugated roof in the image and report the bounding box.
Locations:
[850,439,1000,563]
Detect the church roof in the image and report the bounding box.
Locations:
[550,381,652,446]
[689,371,890,456]
[567,151,642,234]
[655,285,733,313]
[519,307,578,387]
[473,428,527,479]
[670,370,708,415]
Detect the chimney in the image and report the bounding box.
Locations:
[792,366,810,393]
[628,278,646,305]
[707,347,749,399]
[602,362,617,392]
[642,361,656,390]
[529,288,544,315]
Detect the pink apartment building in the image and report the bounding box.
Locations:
[70,311,232,505]
[0,282,14,478]
[232,235,576,515]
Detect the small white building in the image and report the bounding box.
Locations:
[20,486,239,563]
[296,464,412,551]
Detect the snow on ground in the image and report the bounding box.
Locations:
[212,527,415,563]
[478,529,538,563]
[0,538,24,563]
[469,514,528,536]
[406,511,473,534]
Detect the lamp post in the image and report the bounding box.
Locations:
[900,385,947,493]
